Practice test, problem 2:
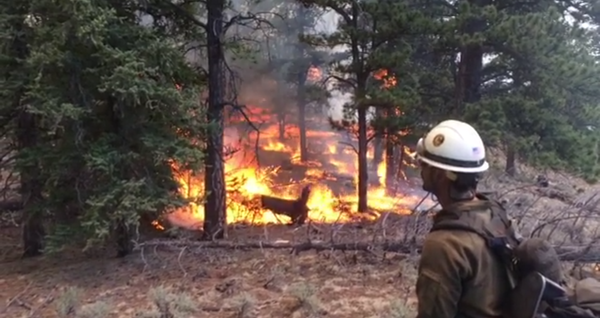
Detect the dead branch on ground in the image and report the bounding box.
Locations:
[1,281,31,314]
[135,237,600,263]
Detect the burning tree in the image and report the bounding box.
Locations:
[298,0,427,212]
[165,0,283,239]
[203,0,228,239]
[260,2,331,162]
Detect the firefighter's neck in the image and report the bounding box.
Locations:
[436,186,477,210]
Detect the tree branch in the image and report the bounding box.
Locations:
[136,238,600,262]
[223,11,279,34]
[157,0,207,30]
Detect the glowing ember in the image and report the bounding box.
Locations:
[152,220,165,230]
[161,105,428,230]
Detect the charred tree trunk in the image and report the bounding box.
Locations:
[296,5,309,163]
[384,134,396,195]
[373,135,383,172]
[203,0,227,240]
[372,137,383,186]
[298,98,308,162]
[347,1,368,213]
[357,106,369,212]
[8,9,45,258]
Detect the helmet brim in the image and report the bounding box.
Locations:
[418,156,489,173]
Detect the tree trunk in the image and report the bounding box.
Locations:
[18,113,45,258]
[298,100,308,162]
[277,114,285,141]
[384,135,396,195]
[373,137,383,170]
[454,10,484,114]
[357,106,368,212]
[506,146,517,176]
[203,0,227,240]
[296,4,308,163]
[8,7,45,258]
[19,137,45,258]
[396,146,405,180]
[115,220,134,257]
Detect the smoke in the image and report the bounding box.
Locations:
[198,1,429,204]
[326,91,351,122]
[218,2,375,176]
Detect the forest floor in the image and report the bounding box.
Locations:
[0,223,419,318]
[1,157,600,318]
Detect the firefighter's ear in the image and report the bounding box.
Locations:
[445,171,457,181]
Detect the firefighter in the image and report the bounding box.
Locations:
[414,119,512,318]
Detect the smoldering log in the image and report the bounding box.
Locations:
[260,185,311,225]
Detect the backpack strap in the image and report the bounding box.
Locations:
[431,198,516,246]
[430,196,521,285]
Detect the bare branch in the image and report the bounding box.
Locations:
[223,11,280,34]
[338,141,358,154]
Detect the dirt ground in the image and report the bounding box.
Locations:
[0,222,419,318]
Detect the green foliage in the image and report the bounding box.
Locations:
[4,0,600,256]
[0,0,208,252]
[296,0,600,181]
[458,4,600,179]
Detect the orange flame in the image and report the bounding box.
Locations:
[160,105,428,230]
[373,69,397,88]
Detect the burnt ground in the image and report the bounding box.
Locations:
[2,158,600,318]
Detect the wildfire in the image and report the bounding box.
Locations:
[373,69,397,88]
[160,105,428,230]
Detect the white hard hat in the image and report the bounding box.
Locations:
[416,120,489,173]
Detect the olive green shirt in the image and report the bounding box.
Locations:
[416,211,512,318]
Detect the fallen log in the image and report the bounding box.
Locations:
[136,238,600,263]
[260,185,311,226]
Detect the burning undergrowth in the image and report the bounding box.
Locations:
[159,102,431,231]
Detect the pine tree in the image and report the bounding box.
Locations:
[0,0,207,255]
[410,1,600,179]
[298,0,428,211]
[0,1,46,257]
[461,5,600,178]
